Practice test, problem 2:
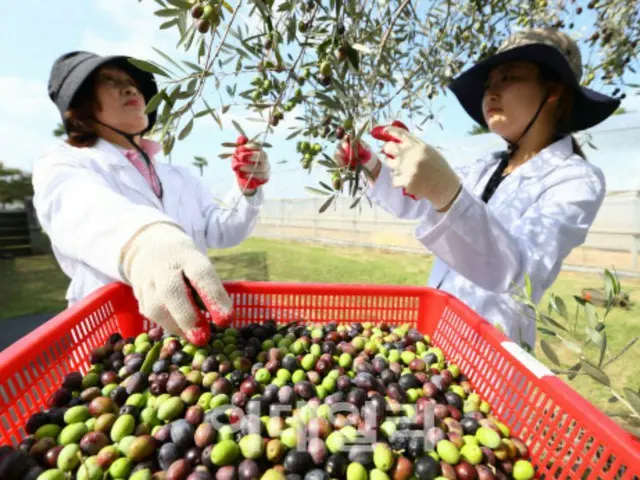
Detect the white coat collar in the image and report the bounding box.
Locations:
[93,138,136,169]
[503,135,574,179]
[92,138,165,209]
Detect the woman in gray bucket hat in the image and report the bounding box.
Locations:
[32,51,272,344]
[333,28,620,347]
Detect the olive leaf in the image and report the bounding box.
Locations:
[145,91,165,114]
[567,362,582,380]
[557,334,581,354]
[154,7,181,17]
[160,18,180,29]
[580,359,610,387]
[319,195,336,213]
[584,302,598,328]
[305,187,330,196]
[540,340,561,366]
[178,119,193,140]
[550,295,569,321]
[232,120,247,137]
[604,268,617,302]
[166,0,190,8]
[623,389,640,415]
[319,181,334,192]
[539,314,569,333]
[128,59,170,78]
[585,326,604,348]
[598,331,608,368]
[537,327,557,337]
[153,47,187,74]
[524,275,532,300]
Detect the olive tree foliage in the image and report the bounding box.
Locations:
[516,270,640,434]
[136,0,639,210]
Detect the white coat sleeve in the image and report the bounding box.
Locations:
[365,161,476,221]
[192,175,263,249]
[365,163,434,220]
[414,165,605,295]
[32,154,180,282]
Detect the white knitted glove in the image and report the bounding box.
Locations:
[371,125,462,210]
[121,222,233,344]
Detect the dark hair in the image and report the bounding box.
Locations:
[63,71,101,148]
[539,65,586,159]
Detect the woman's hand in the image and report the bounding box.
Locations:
[332,135,380,177]
[371,124,462,211]
[120,222,234,345]
[232,136,270,196]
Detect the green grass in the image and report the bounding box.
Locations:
[1,237,639,432]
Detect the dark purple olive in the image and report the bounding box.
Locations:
[293,381,316,400]
[348,445,374,468]
[430,375,445,391]
[305,470,330,480]
[387,383,408,403]
[461,417,480,435]
[124,371,147,394]
[398,374,421,391]
[278,386,295,406]
[325,453,348,478]
[185,446,203,467]
[238,459,260,480]
[25,413,49,435]
[346,389,366,408]
[154,424,172,444]
[353,372,375,391]
[62,372,83,391]
[263,384,280,404]
[283,450,313,474]
[47,388,72,408]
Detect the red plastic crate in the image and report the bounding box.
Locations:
[1,281,639,479]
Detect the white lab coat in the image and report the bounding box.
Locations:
[366,136,605,348]
[32,138,263,305]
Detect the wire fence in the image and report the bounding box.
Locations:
[251,190,640,276]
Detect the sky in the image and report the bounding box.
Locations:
[1,0,640,199]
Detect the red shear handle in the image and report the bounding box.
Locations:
[370,120,417,200]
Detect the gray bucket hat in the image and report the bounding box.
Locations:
[448,28,620,132]
[48,51,159,131]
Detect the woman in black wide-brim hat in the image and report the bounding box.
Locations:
[33,51,271,344]
[332,28,620,347]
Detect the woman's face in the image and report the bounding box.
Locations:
[481,61,553,143]
[93,66,148,134]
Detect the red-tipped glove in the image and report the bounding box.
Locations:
[370,121,416,199]
[370,122,461,209]
[232,135,270,194]
[121,223,234,346]
[333,135,380,173]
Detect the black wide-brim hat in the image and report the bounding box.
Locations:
[448,29,620,132]
[48,51,158,131]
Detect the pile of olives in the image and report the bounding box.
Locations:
[0,321,536,480]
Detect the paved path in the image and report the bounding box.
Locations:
[0,312,57,353]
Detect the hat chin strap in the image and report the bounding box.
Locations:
[502,91,550,160]
[94,118,164,199]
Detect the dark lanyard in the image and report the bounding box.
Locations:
[481,153,510,203]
